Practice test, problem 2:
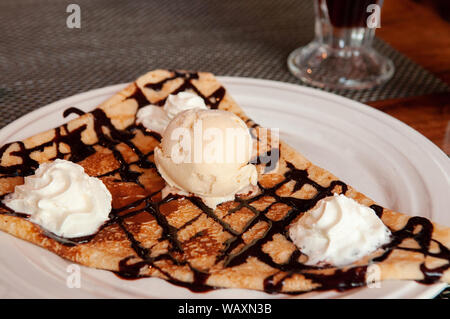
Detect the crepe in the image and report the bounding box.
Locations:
[0,69,448,294]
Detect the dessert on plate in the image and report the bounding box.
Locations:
[0,69,448,294]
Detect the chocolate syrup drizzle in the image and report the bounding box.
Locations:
[144,71,225,109]
[0,71,448,294]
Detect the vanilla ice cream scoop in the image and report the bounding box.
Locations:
[154,108,257,209]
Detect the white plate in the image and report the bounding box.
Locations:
[0,77,448,299]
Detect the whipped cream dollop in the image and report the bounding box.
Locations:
[2,159,112,238]
[289,194,391,267]
[136,91,207,134]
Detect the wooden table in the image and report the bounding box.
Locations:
[369,0,450,155]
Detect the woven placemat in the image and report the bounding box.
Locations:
[0,0,449,129]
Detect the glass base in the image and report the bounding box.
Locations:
[287,41,394,90]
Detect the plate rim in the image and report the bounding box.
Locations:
[0,76,448,299]
[220,77,450,170]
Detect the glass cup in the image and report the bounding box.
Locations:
[287,0,394,90]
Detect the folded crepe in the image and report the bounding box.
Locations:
[0,69,448,293]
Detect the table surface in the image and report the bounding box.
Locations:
[370,0,450,155]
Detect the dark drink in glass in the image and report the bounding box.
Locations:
[326,0,381,28]
[288,0,393,90]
